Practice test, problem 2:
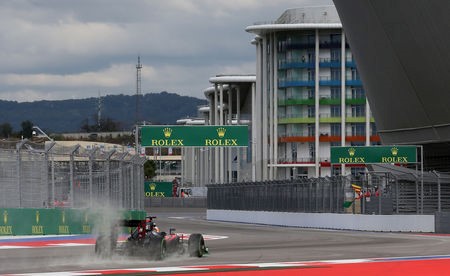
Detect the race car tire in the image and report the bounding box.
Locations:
[95,236,112,258]
[188,233,205,257]
[149,237,167,260]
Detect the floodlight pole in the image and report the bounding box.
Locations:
[32,125,53,142]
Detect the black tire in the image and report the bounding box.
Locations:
[95,236,112,258]
[188,233,205,257]
[149,237,167,260]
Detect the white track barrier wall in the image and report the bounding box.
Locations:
[207,210,435,232]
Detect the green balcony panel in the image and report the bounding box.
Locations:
[278,99,315,106]
[279,117,315,124]
[319,117,341,123]
[345,98,366,104]
[319,98,341,105]
[346,117,366,123]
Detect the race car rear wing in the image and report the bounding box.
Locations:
[119,216,156,228]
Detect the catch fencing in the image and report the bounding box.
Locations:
[207,171,450,215]
[0,140,146,209]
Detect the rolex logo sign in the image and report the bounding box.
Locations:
[150,183,156,191]
[144,182,167,197]
[0,211,12,235]
[163,127,172,138]
[337,147,365,163]
[205,127,238,146]
[140,125,248,147]
[391,147,398,156]
[150,127,184,146]
[217,127,226,138]
[382,146,408,163]
[348,147,356,157]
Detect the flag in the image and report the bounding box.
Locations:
[343,200,353,208]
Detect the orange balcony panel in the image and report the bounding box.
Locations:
[370,135,381,142]
[345,135,365,142]
[279,136,314,143]
[319,135,340,142]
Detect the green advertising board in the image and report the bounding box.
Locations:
[144,181,173,197]
[331,146,417,164]
[140,125,248,147]
[0,208,146,236]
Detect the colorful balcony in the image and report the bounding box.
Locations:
[278,98,314,106]
[345,98,366,104]
[278,79,315,88]
[279,135,314,143]
[278,117,315,124]
[345,135,381,142]
[319,134,340,142]
[319,58,341,68]
[346,79,362,86]
[278,59,314,69]
[319,97,341,105]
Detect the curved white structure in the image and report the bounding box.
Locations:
[333,0,450,171]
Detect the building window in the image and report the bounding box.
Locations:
[331,48,340,62]
[308,69,315,81]
[308,106,315,117]
[330,123,341,136]
[351,87,365,99]
[307,123,315,136]
[307,51,315,62]
[351,68,360,80]
[330,105,341,117]
[330,33,341,44]
[371,122,377,136]
[331,68,341,81]
[351,123,365,136]
[331,87,341,99]
[330,141,341,147]
[351,105,365,117]
[308,88,314,99]
[309,142,315,159]
[291,143,297,161]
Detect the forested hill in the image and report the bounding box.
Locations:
[0,92,207,133]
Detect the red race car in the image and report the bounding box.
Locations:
[95,216,208,260]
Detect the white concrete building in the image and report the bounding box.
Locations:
[180,75,255,186]
[246,6,379,179]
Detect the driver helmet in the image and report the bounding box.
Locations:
[145,221,156,231]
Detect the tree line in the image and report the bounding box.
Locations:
[0,120,34,139]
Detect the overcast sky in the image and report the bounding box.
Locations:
[0,0,332,102]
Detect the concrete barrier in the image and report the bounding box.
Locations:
[207,209,435,232]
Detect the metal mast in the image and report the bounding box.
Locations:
[97,90,102,130]
[136,56,142,124]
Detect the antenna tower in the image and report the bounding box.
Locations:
[97,90,102,130]
[136,56,142,124]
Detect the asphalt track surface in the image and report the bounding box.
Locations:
[2,207,450,275]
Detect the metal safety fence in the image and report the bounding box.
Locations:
[0,140,146,209]
[207,171,450,215]
[207,177,348,213]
